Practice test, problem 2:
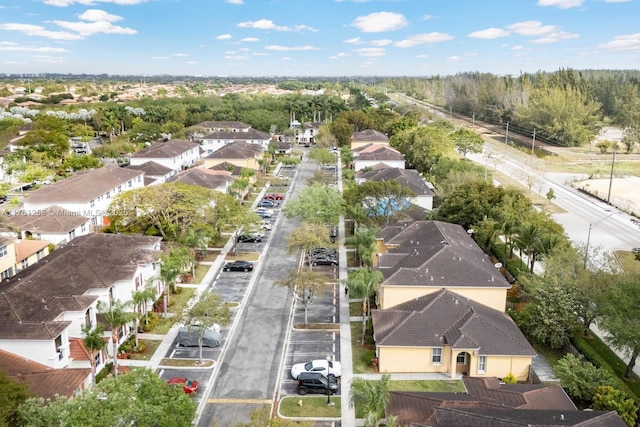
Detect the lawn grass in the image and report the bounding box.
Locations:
[225,251,261,261]
[200,251,221,262]
[349,301,363,317]
[351,322,376,374]
[530,343,566,372]
[279,396,341,418]
[192,263,209,284]
[150,287,196,334]
[616,250,640,274]
[127,339,162,361]
[159,358,215,368]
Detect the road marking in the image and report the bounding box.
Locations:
[206,398,272,404]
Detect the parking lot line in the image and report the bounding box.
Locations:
[206,398,272,404]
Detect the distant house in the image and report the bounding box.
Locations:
[202,140,264,171]
[127,161,175,185]
[356,165,434,210]
[352,144,405,171]
[0,349,91,400]
[197,121,253,133]
[0,236,17,280]
[0,233,162,371]
[13,238,50,273]
[200,128,272,153]
[129,139,200,172]
[385,376,625,426]
[167,167,234,194]
[21,167,145,229]
[351,129,389,149]
[273,140,293,155]
[7,205,92,246]
[290,120,322,145]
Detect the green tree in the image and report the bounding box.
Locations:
[0,370,31,427]
[17,368,196,427]
[597,273,640,378]
[346,268,384,345]
[96,299,135,377]
[275,268,333,325]
[350,374,391,427]
[343,180,416,228]
[554,354,617,404]
[308,147,336,168]
[183,292,231,363]
[593,385,637,427]
[390,125,453,174]
[282,183,344,225]
[286,222,334,271]
[131,284,158,346]
[345,228,377,268]
[450,127,484,158]
[82,323,107,386]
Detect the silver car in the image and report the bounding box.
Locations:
[177,325,222,347]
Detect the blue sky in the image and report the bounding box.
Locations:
[0,0,638,77]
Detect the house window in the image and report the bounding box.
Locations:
[69,230,76,240]
[90,200,95,208]
[1,268,13,280]
[128,180,132,188]
[81,223,86,233]
[431,348,442,365]
[94,351,102,366]
[456,353,467,365]
[21,259,28,269]
[478,356,487,373]
[0,245,7,257]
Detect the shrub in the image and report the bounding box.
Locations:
[502,373,517,384]
[364,350,377,367]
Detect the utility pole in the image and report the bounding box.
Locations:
[607,150,616,205]
[530,129,536,168]
[504,122,509,156]
[472,112,475,126]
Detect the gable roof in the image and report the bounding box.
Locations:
[205,140,263,159]
[387,377,590,426]
[130,139,198,159]
[7,205,89,233]
[0,233,161,340]
[23,167,144,205]
[354,145,404,162]
[203,128,270,141]
[356,167,434,196]
[377,220,510,289]
[352,129,389,143]
[13,239,50,262]
[197,120,252,131]
[127,161,173,176]
[208,162,244,176]
[371,288,536,356]
[0,349,89,399]
[167,168,233,190]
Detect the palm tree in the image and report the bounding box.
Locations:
[514,222,542,273]
[345,228,377,268]
[97,299,135,377]
[131,285,157,346]
[82,323,106,386]
[346,268,384,345]
[350,374,391,427]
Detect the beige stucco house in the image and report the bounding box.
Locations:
[202,140,264,171]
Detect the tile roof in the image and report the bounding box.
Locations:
[7,205,89,233]
[352,129,389,142]
[13,239,50,262]
[376,220,509,289]
[356,167,434,196]
[0,349,90,399]
[127,161,173,175]
[204,140,264,159]
[203,128,271,141]
[0,233,161,340]
[167,168,233,190]
[198,120,252,130]
[355,145,405,162]
[130,139,199,159]
[23,167,144,205]
[208,162,244,176]
[371,288,536,356]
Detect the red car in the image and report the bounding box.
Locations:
[264,193,284,200]
[167,377,199,394]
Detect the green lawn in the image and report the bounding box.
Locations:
[351,322,376,374]
[149,287,196,334]
[192,264,209,284]
[127,339,161,361]
[279,396,341,418]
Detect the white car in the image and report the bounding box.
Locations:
[290,359,342,379]
[255,207,274,218]
[260,220,273,230]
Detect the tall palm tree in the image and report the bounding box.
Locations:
[514,222,542,273]
[97,299,135,377]
[131,285,157,346]
[350,374,391,427]
[346,268,384,345]
[82,323,106,386]
[345,228,377,268]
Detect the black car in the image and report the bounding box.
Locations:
[311,247,337,257]
[296,372,338,395]
[237,234,262,243]
[223,261,254,272]
[309,254,338,266]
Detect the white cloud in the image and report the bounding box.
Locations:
[0,23,83,40]
[173,53,189,57]
[329,52,350,59]
[530,31,578,43]
[355,47,385,57]
[447,56,461,62]
[421,14,432,21]
[226,0,243,4]
[252,52,268,56]
[468,28,510,39]
[537,0,583,8]
[237,19,316,32]
[241,37,259,42]
[216,34,232,40]
[351,12,408,33]
[186,60,197,64]
[150,56,170,60]
[77,9,122,22]
[395,32,453,48]
[416,54,428,58]
[265,45,318,51]
[52,19,137,36]
[370,39,392,46]
[281,56,291,61]
[512,45,524,50]
[508,21,556,36]
[0,42,69,53]
[225,55,249,60]
[598,33,640,51]
[344,37,361,44]
[605,0,631,2]
[45,0,147,6]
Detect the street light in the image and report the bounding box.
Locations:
[584,212,618,269]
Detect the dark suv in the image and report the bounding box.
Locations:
[296,372,338,395]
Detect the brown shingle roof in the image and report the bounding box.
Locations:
[352,129,389,142]
[205,140,263,159]
[0,349,90,399]
[167,168,233,190]
[355,145,404,162]
[0,233,161,340]
[24,167,144,205]
[371,288,536,356]
[377,221,509,289]
[130,139,198,159]
[203,128,270,141]
[127,161,173,175]
[357,167,434,196]
[208,162,244,175]
[198,120,252,131]
[7,205,89,233]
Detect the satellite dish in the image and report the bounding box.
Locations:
[494,262,503,269]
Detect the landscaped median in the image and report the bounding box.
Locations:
[278,396,341,419]
[158,358,216,368]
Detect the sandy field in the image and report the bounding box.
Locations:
[574,177,640,217]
